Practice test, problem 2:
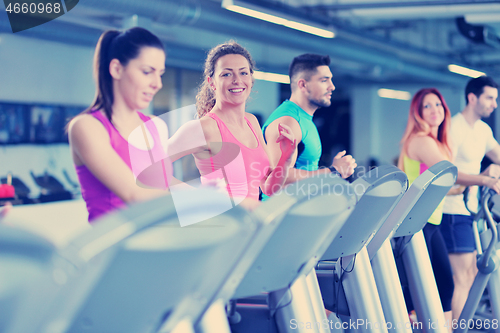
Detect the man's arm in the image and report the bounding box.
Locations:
[286,150,356,183]
[286,166,331,184]
[455,142,500,193]
[407,135,499,193]
[486,144,500,165]
[446,120,500,193]
[456,171,500,193]
[264,116,355,184]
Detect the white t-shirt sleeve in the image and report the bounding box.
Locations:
[449,115,463,162]
[484,123,499,154]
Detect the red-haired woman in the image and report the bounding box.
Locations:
[398,88,454,329]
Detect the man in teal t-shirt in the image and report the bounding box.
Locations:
[262,54,356,191]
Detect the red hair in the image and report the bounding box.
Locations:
[398,88,452,170]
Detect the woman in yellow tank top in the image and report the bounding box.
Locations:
[398,88,454,330]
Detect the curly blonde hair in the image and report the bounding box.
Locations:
[196,41,256,118]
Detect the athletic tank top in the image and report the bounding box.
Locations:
[403,155,443,225]
[194,113,270,201]
[262,100,321,171]
[76,110,171,222]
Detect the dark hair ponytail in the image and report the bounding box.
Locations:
[93,30,120,121]
[83,27,164,121]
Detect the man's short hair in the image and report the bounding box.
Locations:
[465,76,498,104]
[289,54,330,83]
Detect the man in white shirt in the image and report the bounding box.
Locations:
[442,76,500,321]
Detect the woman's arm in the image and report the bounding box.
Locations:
[263,116,355,183]
[408,135,448,169]
[166,118,213,162]
[69,115,167,203]
[150,116,170,156]
[247,114,296,196]
[0,202,12,220]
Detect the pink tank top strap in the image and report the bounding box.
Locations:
[244,116,261,145]
[79,111,171,222]
[207,112,260,149]
[91,110,130,167]
[90,110,162,169]
[91,110,120,142]
[91,109,156,140]
[138,112,160,139]
[206,113,229,141]
[196,112,269,201]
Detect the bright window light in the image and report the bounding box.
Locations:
[378,88,411,101]
[253,71,290,84]
[223,0,335,38]
[348,4,500,19]
[448,64,485,78]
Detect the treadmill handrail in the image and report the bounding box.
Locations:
[352,164,409,198]
[320,164,408,261]
[232,174,357,299]
[65,189,252,263]
[367,160,458,259]
[479,189,498,271]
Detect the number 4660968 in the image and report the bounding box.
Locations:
[6,2,61,14]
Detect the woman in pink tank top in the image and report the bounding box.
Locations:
[68,27,172,222]
[168,42,296,208]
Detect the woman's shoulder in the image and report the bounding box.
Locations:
[69,113,95,129]
[409,133,439,148]
[198,113,219,134]
[245,112,258,121]
[413,133,438,143]
[245,112,262,129]
[199,113,217,124]
[68,112,107,138]
[170,115,218,142]
[407,134,440,157]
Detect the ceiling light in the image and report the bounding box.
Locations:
[341,4,500,19]
[378,88,411,101]
[465,13,500,24]
[253,71,290,84]
[448,64,485,78]
[222,0,335,38]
